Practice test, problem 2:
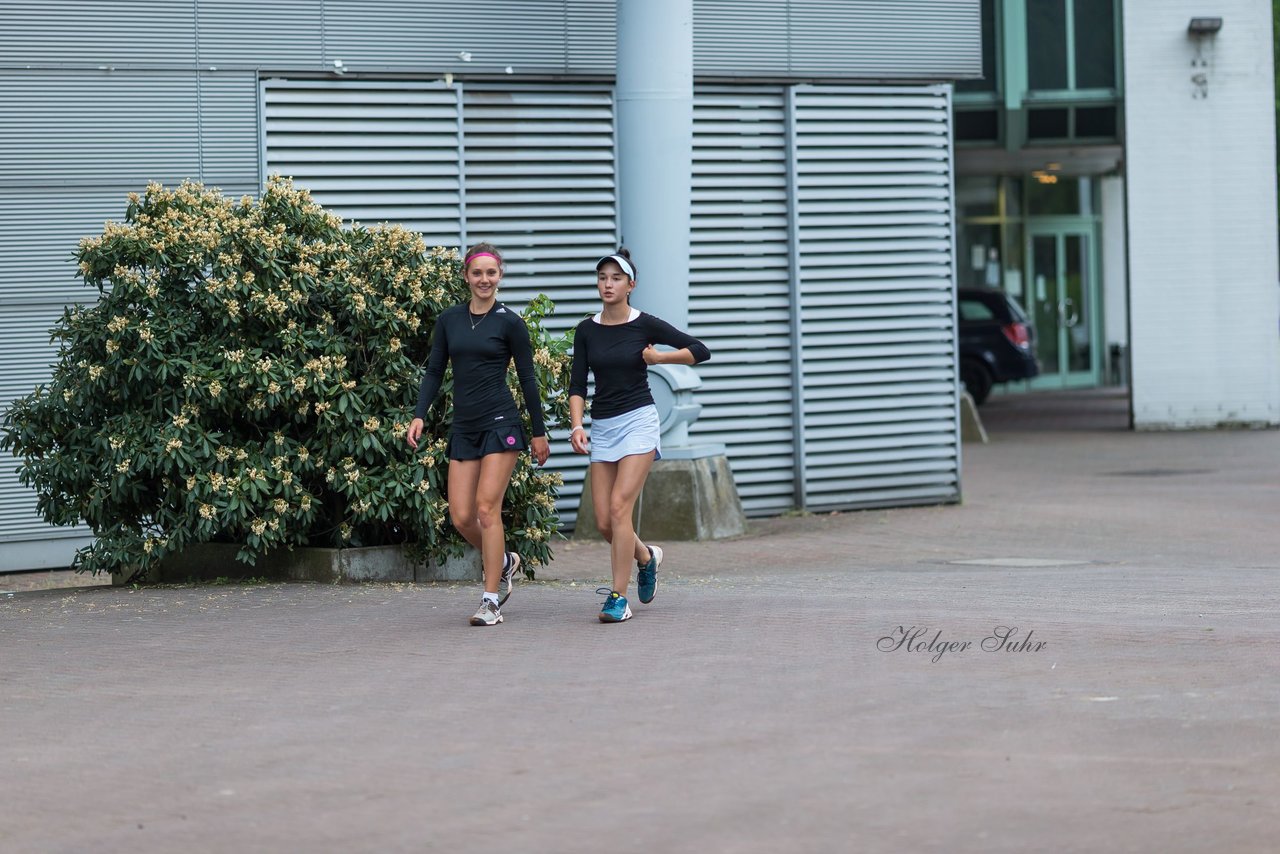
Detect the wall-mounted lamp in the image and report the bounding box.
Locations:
[1187,17,1223,35]
[1186,18,1221,99]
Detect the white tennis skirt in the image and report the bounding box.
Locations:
[590,404,663,463]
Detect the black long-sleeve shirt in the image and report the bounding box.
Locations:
[569,311,711,420]
[414,302,546,437]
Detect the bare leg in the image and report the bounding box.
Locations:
[474,451,520,594]
[448,453,519,594]
[601,451,655,595]
[591,460,653,570]
[446,459,483,551]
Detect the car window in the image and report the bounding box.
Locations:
[959,299,997,322]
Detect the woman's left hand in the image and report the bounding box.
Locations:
[530,436,550,466]
[642,344,663,365]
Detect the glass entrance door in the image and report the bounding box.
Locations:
[1027,228,1099,386]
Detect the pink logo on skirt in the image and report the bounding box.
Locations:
[506,436,516,446]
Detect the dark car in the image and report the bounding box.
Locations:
[957,287,1039,404]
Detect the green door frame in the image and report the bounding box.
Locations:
[1024,218,1103,388]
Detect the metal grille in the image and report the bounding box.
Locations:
[462,83,619,526]
[689,87,797,515]
[792,85,959,508]
[262,78,464,248]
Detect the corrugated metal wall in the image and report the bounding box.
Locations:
[0,67,257,571]
[0,1,979,77]
[0,1,971,567]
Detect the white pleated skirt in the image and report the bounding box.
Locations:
[589,404,663,463]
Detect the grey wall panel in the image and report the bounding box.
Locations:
[694,0,981,79]
[0,0,195,66]
[564,0,616,74]
[693,1,791,74]
[689,87,797,515]
[793,85,958,509]
[0,189,124,306]
[0,72,201,186]
[325,1,603,72]
[197,0,323,67]
[0,304,92,548]
[199,71,262,195]
[2,1,978,78]
[787,1,982,78]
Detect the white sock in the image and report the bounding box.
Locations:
[482,591,500,606]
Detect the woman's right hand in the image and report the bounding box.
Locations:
[570,426,589,455]
[406,417,425,449]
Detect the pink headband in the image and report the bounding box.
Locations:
[464,252,500,268]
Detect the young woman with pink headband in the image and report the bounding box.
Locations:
[569,247,711,623]
[407,242,551,626]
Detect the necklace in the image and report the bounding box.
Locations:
[468,303,492,330]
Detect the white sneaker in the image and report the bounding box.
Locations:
[499,552,521,606]
[470,598,503,626]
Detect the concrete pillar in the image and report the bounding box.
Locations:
[577,0,746,543]
[616,0,693,329]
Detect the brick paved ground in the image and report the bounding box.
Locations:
[3,390,1278,853]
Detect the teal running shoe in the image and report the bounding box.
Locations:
[597,588,632,623]
[637,544,663,604]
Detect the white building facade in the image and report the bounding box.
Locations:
[1123,0,1280,429]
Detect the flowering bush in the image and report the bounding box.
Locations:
[1,178,571,579]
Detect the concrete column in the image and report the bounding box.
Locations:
[615,0,693,329]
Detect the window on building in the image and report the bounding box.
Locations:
[1073,0,1116,90]
[955,109,1000,143]
[1026,0,1117,94]
[1027,0,1069,90]
[956,0,999,95]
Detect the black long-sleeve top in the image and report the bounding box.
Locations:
[414,302,546,437]
[569,311,711,420]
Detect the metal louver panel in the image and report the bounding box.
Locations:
[262,79,463,248]
[261,79,615,527]
[793,85,958,509]
[689,87,797,516]
[462,83,619,526]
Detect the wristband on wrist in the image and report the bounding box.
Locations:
[570,425,584,434]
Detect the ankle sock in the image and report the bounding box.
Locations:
[482,591,500,605]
